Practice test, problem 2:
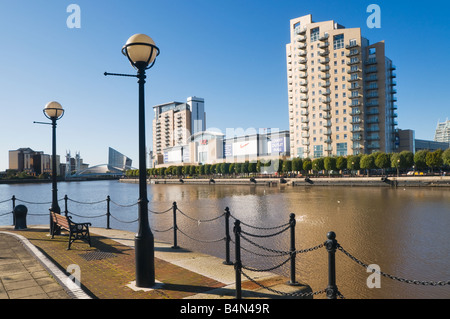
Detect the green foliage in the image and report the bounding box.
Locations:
[336,156,347,171]
[324,157,337,172]
[443,148,450,166]
[426,149,443,171]
[302,158,312,172]
[414,150,428,170]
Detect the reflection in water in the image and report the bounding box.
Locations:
[0,181,449,299]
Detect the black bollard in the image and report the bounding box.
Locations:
[106,195,111,229]
[234,220,242,299]
[288,213,300,285]
[172,201,180,249]
[13,205,28,230]
[223,207,233,265]
[64,195,69,216]
[325,231,338,299]
[11,195,16,226]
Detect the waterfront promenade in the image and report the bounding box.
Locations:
[0,225,312,300]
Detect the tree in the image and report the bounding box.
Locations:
[189,165,196,176]
[443,148,450,166]
[360,154,375,176]
[292,157,303,173]
[204,164,211,175]
[221,163,230,175]
[426,149,443,173]
[414,150,429,171]
[312,158,324,174]
[303,158,312,174]
[324,157,337,175]
[248,162,257,175]
[229,163,235,175]
[241,161,249,176]
[347,155,360,171]
[375,152,390,174]
[400,151,414,169]
[282,160,292,174]
[336,156,347,173]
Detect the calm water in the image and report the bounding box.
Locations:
[1,180,449,299]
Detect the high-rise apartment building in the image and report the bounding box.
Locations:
[9,147,58,175]
[434,119,450,144]
[286,14,398,159]
[152,96,206,163]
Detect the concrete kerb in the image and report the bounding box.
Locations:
[0,230,91,299]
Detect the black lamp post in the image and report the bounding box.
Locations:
[43,101,64,234]
[105,34,160,288]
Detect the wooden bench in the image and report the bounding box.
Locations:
[51,212,92,250]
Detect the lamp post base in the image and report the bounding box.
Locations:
[134,233,155,288]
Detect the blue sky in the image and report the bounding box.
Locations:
[0,0,449,171]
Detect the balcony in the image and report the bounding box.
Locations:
[346,50,359,57]
[325,138,332,144]
[300,102,309,108]
[319,49,329,56]
[298,65,307,72]
[298,50,307,57]
[347,76,361,82]
[321,104,331,112]
[321,89,331,96]
[300,95,309,101]
[347,67,361,74]
[351,135,362,141]
[303,140,310,146]
[347,58,360,65]
[345,43,358,49]
[322,97,331,103]
[319,58,330,64]
[324,129,332,136]
[367,135,380,141]
[297,35,307,42]
[366,101,379,107]
[365,76,378,82]
[297,43,307,50]
[323,121,332,128]
[319,41,329,49]
[366,118,379,124]
[320,65,330,72]
[366,92,379,98]
[349,93,361,99]
[300,72,308,79]
[349,84,361,90]
[301,110,309,116]
[295,26,307,35]
[351,100,362,107]
[300,80,308,86]
[320,73,331,80]
[299,58,308,64]
[320,81,331,88]
[319,34,329,41]
[301,125,310,131]
[300,88,308,94]
[351,118,362,124]
[301,118,310,123]
[366,67,377,74]
[323,113,332,120]
[302,133,310,138]
[367,109,379,115]
[365,58,377,65]
[350,108,361,116]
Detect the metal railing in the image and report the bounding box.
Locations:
[1,195,449,299]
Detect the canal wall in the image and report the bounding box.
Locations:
[120,176,450,187]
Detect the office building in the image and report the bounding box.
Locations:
[152,96,206,164]
[161,129,290,167]
[108,147,132,170]
[434,119,450,144]
[286,14,398,159]
[9,147,59,176]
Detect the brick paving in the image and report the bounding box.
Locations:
[0,226,312,300]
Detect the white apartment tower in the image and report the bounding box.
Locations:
[286,14,398,158]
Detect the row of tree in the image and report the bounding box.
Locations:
[125,148,450,178]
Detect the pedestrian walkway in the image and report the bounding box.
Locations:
[0,226,312,299]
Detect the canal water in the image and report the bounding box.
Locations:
[0,180,449,299]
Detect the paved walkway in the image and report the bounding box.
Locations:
[0,226,313,299]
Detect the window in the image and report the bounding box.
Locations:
[314,145,323,158]
[333,34,344,50]
[311,27,319,42]
[336,143,347,156]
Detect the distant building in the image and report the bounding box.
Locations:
[65,151,88,177]
[153,96,206,163]
[397,129,448,153]
[9,148,59,176]
[108,147,132,170]
[434,119,450,144]
[286,14,398,158]
[159,129,290,167]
